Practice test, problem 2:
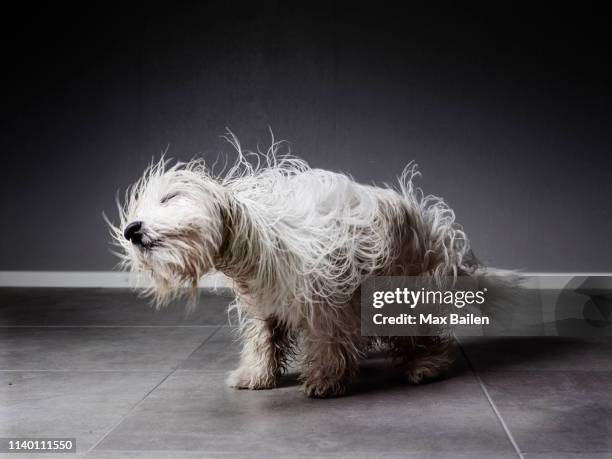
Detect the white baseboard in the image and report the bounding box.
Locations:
[0,271,231,288]
[0,271,610,289]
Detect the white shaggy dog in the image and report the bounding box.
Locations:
[109,132,488,397]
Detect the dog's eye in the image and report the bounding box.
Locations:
[160,192,179,204]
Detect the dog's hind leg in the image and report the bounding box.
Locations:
[227,315,292,390]
[301,304,365,398]
[386,335,456,384]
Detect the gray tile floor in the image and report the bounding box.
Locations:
[1,289,610,458]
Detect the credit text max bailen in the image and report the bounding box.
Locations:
[372,313,490,326]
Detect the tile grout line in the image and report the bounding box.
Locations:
[459,344,524,459]
[85,325,223,455]
[473,371,524,459]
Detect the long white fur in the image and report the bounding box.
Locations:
[108,130,476,396]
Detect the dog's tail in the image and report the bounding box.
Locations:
[474,266,523,293]
[471,266,526,330]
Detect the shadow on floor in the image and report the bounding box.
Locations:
[274,335,611,397]
[275,350,465,398]
[459,335,610,371]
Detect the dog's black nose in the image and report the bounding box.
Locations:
[124,221,143,244]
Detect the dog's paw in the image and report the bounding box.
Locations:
[405,365,441,384]
[226,367,276,390]
[302,378,347,398]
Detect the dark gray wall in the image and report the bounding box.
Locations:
[3,3,611,272]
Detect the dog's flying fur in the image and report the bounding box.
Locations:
[109,131,487,397]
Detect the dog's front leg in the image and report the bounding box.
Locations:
[301,306,364,398]
[227,315,290,390]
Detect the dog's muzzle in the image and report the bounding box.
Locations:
[124,221,144,245]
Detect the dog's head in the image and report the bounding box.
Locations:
[108,159,227,305]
